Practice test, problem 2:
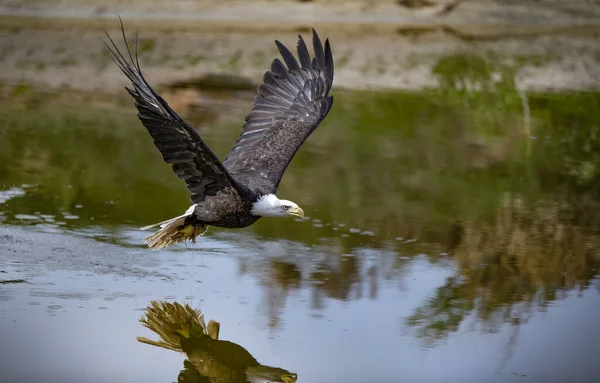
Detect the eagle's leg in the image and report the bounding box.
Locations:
[179,223,209,243]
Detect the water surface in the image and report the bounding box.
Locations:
[1,80,600,382]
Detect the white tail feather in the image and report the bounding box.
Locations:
[140,205,207,250]
[140,215,183,231]
[140,205,196,231]
[144,216,188,250]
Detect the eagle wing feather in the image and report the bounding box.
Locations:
[104,21,245,204]
[223,30,334,194]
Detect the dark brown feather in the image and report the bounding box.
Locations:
[223,29,335,194]
[103,19,246,204]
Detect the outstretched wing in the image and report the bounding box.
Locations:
[104,21,244,204]
[223,29,334,194]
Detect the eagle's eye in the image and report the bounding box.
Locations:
[281,205,291,210]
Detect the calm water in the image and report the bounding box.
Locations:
[1,81,600,382]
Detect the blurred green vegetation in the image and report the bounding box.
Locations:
[430,52,525,137]
[0,86,529,242]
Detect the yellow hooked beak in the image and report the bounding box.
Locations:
[286,206,304,218]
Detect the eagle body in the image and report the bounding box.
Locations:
[191,196,259,229]
[104,22,335,249]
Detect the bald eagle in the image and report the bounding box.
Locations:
[104,23,334,249]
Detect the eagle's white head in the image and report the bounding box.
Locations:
[251,194,304,218]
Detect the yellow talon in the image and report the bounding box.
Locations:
[179,225,196,237]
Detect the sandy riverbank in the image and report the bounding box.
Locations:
[1,1,600,94]
[3,0,600,27]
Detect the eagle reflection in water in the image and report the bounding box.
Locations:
[136,301,297,383]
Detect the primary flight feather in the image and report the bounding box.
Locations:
[104,21,334,249]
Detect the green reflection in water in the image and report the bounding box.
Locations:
[1,77,600,344]
[136,300,297,383]
[0,88,530,239]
